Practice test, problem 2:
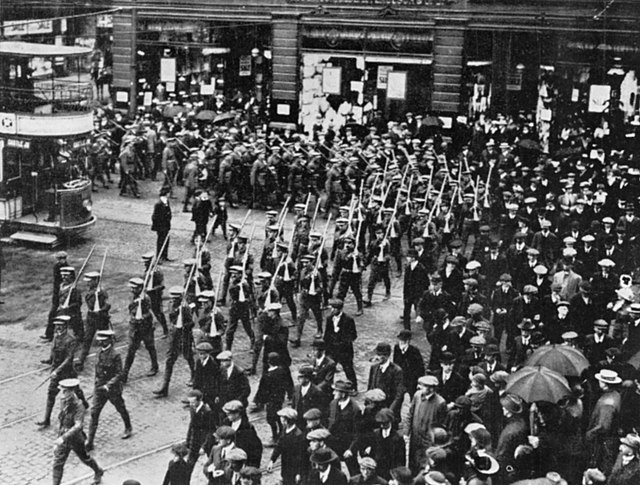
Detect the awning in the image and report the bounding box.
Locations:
[0,41,92,57]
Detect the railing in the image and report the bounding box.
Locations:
[0,81,93,114]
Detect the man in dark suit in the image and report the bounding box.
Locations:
[392,330,425,397]
[508,319,536,371]
[192,342,220,411]
[440,254,464,302]
[310,339,337,396]
[306,448,348,485]
[291,365,329,428]
[324,298,358,388]
[267,407,306,485]
[185,389,216,475]
[371,408,406,480]
[151,187,172,262]
[435,351,467,404]
[328,379,361,475]
[367,342,406,419]
[482,240,510,290]
[216,350,250,408]
[221,400,263,468]
[478,344,507,379]
[402,249,430,330]
[416,274,456,334]
[570,281,600,335]
[584,319,615,367]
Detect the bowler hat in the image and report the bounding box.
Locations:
[375,408,395,423]
[310,448,338,465]
[298,365,314,377]
[374,342,392,356]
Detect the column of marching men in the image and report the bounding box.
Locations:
[37,122,640,485]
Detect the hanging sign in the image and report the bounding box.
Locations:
[160,58,176,83]
[239,56,252,77]
[377,65,393,89]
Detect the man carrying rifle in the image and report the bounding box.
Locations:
[275,243,298,338]
[261,224,281,274]
[122,277,159,383]
[37,316,88,427]
[86,330,132,450]
[153,286,195,398]
[331,236,364,316]
[76,271,111,372]
[142,251,168,336]
[58,266,84,343]
[226,265,255,351]
[296,254,325,345]
[364,224,392,307]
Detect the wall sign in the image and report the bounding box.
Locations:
[588,85,611,113]
[0,113,17,135]
[239,55,252,77]
[160,58,177,83]
[377,66,393,89]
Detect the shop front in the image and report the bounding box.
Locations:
[299,24,434,133]
[135,19,272,112]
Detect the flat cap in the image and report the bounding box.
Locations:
[307,428,331,441]
[222,400,244,413]
[276,407,298,420]
[418,375,439,387]
[303,408,322,420]
[216,350,233,360]
[214,425,236,439]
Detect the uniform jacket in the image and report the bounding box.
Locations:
[57,393,86,442]
[94,344,123,392]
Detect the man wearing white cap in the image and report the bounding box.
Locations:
[402,375,447,473]
[587,369,623,475]
[52,378,104,485]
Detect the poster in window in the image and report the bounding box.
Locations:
[239,56,252,77]
[322,67,342,95]
[160,58,177,83]
[377,66,393,89]
[588,85,611,113]
[387,71,407,100]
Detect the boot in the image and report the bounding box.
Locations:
[384,290,391,300]
[153,367,171,397]
[147,347,159,376]
[88,461,103,484]
[363,295,373,307]
[36,398,54,427]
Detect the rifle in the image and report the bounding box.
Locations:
[228,209,252,258]
[278,195,291,225]
[311,200,321,230]
[93,249,108,313]
[484,163,494,209]
[423,163,435,211]
[352,215,364,273]
[238,224,257,303]
[472,175,481,222]
[271,208,288,259]
[303,192,312,216]
[404,173,414,216]
[209,271,224,337]
[35,373,52,390]
[61,245,96,309]
[309,214,332,296]
[424,174,448,238]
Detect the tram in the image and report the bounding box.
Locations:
[0,41,97,247]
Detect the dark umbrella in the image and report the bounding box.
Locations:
[518,139,541,151]
[213,112,236,124]
[505,366,571,403]
[195,110,216,121]
[526,344,590,377]
[163,105,188,118]
[423,114,443,127]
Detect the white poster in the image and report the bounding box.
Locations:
[322,67,342,95]
[160,58,176,83]
[588,85,611,113]
[143,92,153,106]
[387,71,407,100]
[377,66,393,89]
[239,56,252,77]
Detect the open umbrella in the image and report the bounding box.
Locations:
[526,344,590,377]
[213,111,236,124]
[195,110,216,121]
[505,366,571,403]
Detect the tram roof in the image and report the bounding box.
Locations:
[0,41,92,58]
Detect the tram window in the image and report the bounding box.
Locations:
[3,147,21,181]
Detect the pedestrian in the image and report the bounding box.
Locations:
[52,378,104,485]
[122,277,159,383]
[402,249,430,330]
[368,342,406,419]
[291,365,329,429]
[221,400,263,468]
[154,286,195,398]
[252,352,294,442]
[203,425,237,484]
[192,190,214,243]
[239,466,262,485]
[372,408,405,480]
[324,298,358,389]
[402,374,447,473]
[310,339,337,396]
[152,187,173,262]
[217,350,251,408]
[267,407,306,485]
[349,457,388,484]
[192,342,220,412]
[328,379,361,475]
[495,393,528,483]
[183,156,199,212]
[607,433,640,485]
[85,330,132,451]
[307,448,348,485]
[162,442,191,485]
[76,270,111,372]
[186,389,217,475]
[392,330,425,398]
[37,315,88,428]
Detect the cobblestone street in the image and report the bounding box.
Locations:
[1,181,412,485]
